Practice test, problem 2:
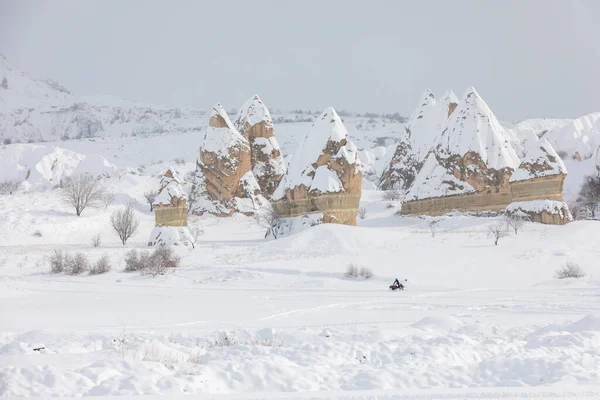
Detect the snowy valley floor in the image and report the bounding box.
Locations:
[1,191,600,398]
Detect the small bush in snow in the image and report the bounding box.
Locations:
[124,249,147,272]
[173,157,186,165]
[50,251,65,273]
[64,252,90,275]
[358,207,367,220]
[3,138,12,145]
[345,263,359,278]
[359,266,373,279]
[91,233,101,247]
[141,246,180,277]
[382,188,402,201]
[32,230,43,237]
[125,247,180,276]
[90,255,111,275]
[428,220,439,237]
[555,262,586,279]
[0,180,20,195]
[210,332,237,347]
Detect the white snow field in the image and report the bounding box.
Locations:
[1,184,600,399]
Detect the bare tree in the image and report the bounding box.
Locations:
[61,174,105,216]
[488,222,507,246]
[185,169,205,214]
[143,189,158,212]
[504,215,526,234]
[577,172,600,218]
[428,220,439,237]
[110,203,140,246]
[1,76,7,90]
[102,192,115,210]
[255,206,284,239]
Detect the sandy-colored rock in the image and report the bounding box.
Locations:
[272,107,362,226]
[234,95,286,198]
[192,104,265,216]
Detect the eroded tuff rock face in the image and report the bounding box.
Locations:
[402,87,569,224]
[379,89,458,191]
[149,168,195,247]
[192,104,265,216]
[234,95,286,198]
[272,107,362,225]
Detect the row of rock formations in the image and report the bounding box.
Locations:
[189,95,363,230]
[381,87,570,224]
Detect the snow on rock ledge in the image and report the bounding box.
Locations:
[272,107,362,228]
[506,200,572,225]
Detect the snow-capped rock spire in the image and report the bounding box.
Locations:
[233,95,286,198]
[272,107,362,228]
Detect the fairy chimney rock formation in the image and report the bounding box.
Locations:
[379,89,459,190]
[272,107,362,225]
[402,87,569,224]
[149,168,195,247]
[193,104,265,216]
[234,95,286,198]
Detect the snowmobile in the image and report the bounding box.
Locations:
[389,278,406,291]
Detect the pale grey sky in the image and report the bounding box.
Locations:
[1,0,599,121]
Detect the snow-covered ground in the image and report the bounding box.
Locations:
[1,187,600,398]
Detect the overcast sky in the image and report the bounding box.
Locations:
[1,0,599,121]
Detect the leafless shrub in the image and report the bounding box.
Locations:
[556,150,568,159]
[50,250,65,273]
[2,138,11,145]
[504,214,526,234]
[344,263,359,278]
[359,266,373,279]
[382,188,403,201]
[555,262,586,279]
[102,192,115,210]
[143,189,158,212]
[110,204,140,246]
[32,230,43,237]
[90,254,111,275]
[210,332,237,347]
[141,246,180,277]
[488,222,507,246]
[173,157,186,165]
[577,172,600,218]
[0,180,20,195]
[386,203,395,209]
[428,220,439,237]
[124,249,148,272]
[125,247,180,276]
[61,174,105,216]
[188,352,204,364]
[64,252,90,275]
[358,207,367,220]
[255,206,285,239]
[91,233,101,247]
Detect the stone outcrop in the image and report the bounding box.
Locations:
[379,89,458,190]
[149,168,195,247]
[272,107,362,226]
[506,200,572,225]
[402,87,569,224]
[191,104,265,216]
[234,95,286,198]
